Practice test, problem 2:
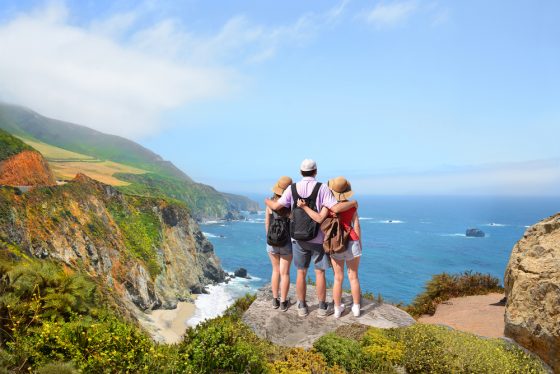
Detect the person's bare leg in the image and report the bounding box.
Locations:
[315,268,327,303]
[331,258,345,307]
[279,255,292,301]
[296,268,308,303]
[347,257,361,305]
[268,253,280,299]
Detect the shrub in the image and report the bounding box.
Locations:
[361,328,404,365]
[314,332,397,373]
[386,324,547,374]
[406,271,503,316]
[268,347,344,374]
[179,315,269,373]
[12,313,158,372]
[0,260,97,342]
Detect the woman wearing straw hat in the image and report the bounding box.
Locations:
[297,176,362,318]
[265,176,293,311]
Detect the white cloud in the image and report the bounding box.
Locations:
[363,1,418,27]
[352,159,560,196]
[0,2,233,138]
[0,1,347,138]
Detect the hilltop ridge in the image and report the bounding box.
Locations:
[0,102,259,220]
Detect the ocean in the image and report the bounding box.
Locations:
[187,195,560,325]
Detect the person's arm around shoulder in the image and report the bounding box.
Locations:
[265,187,292,211]
[297,199,329,223]
[331,200,358,213]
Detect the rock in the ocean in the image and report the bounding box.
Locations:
[504,213,560,373]
[466,228,485,237]
[243,284,415,348]
[234,268,249,278]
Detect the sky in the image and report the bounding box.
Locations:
[0,0,559,196]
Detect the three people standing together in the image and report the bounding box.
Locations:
[264,159,362,318]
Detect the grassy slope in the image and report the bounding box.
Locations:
[0,128,33,161]
[0,103,259,217]
[0,103,190,180]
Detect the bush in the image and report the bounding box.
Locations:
[35,361,78,374]
[386,324,547,374]
[12,313,159,372]
[314,332,397,373]
[179,315,269,373]
[223,293,256,319]
[361,328,404,365]
[406,271,503,317]
[268,347,344,374]
[0,260,98,342]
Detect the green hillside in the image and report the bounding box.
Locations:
[0,103,259,219]
[0,103,190,180]
[0,128,33,161]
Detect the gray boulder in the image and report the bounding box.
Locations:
[243,284,415,348]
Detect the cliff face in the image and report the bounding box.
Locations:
[0,150,56,187]
[0,173,226,314]
[504,213,560,373]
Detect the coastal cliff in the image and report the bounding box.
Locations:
[505,213,560,373]
[0,172,226,316]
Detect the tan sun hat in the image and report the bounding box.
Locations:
[327,176,354,201]
[271,176,293,196]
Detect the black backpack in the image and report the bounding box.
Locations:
[267,210,290,247]
[290,182,322,241]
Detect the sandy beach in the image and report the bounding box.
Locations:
[418,293,505,338]
[145,300,197,344]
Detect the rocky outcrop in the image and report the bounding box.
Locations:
[466,228,485,237]
[0,150,56,187]
[504,213,560,373]
[0,173,226,317]
[243,284,415,348]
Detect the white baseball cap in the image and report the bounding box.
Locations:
[300,158,317,172]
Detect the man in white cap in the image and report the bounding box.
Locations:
[265,159,357,317]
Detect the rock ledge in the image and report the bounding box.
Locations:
[243,284,415,348]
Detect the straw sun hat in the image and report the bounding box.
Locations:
[327,176,354,201]
[271,176,293,196]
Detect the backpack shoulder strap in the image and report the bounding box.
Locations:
[309,182,322,201]
[291,183,299,210]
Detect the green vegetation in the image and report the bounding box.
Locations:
[405,271,504,317]
[0,105,258,219]
[116,173,230,220]
[0,259,547,373]
[0,128,33,161]
[108,197,163,278]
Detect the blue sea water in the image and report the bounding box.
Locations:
[196,196,559,316]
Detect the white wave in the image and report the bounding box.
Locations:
[359,217,373,220]
[242,219,265,224]
[202,232,225,239]
[373,220,405,224]
[439,233,467,237]
[187,277,258,327]
[202,220,220,225]
[483,223,508,227]
[524,225,531,228]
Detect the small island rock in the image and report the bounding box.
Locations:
[234,267,249,278]
[466,228,485,237]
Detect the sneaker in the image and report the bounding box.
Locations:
[351,303,361,317]
[272,298,280,309]
[317,302,334,317]
[297,302,309,317]
[334,304,345,319]
[280,300,289,312]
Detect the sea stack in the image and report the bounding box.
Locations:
[504,213,560,372]
[466,228,485,237]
